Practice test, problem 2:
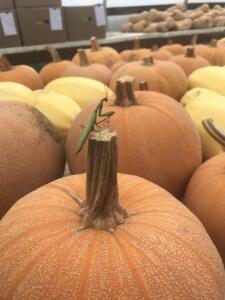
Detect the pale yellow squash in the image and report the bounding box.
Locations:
[44,77,113,108]
[189,66,225,96]
[185,98,225,159]
[22,90,81,140]
[181,87,223,106]
[0,82,31,101]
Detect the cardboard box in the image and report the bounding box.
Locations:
[17,7,67,46]
[15,0,61,8]
[0,0,14,9]
[64,5,106,41]
[0,9,21,48]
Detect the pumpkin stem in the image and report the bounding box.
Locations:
[152,45,159,51]
[114,76,138,107]
[209,39,217,48]
[142,56,154,66]
[127,52,136,62]
[133,37,140,50]
[190,35,198,46]
[78,130,128,232]
[78,49,90,66]
[139,81,149,90]
[46,46,61,62]
[91,36,101,52]
[202,118,225,148]
[0,55,13,71]
[186,47,195,58]
[167,39,173,45]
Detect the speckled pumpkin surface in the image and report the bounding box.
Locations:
[0,174,224,300]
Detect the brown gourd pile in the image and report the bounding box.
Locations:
[1,34,225,299]
[121,3,225,33]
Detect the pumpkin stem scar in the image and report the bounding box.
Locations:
[77,130,128,232]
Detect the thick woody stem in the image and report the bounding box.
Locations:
[46,46,61,62]
[0,55,13,71]
[139,81,149,90]
[78,49,90,66]
[190,35,198,46]
[127,52,136,62]
[113,76,139,107]
[202,118,225,148]
[133,37,140,50]
[209,39,217,48]
[78,130,128,232]
[186,47,195,58]
[91,36,101,51]
[142,56,154,66]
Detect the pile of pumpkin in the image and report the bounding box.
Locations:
[0,36,225,299]
[121,3,225,33]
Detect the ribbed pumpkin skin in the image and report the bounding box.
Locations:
[195,45,225,66]
[184,154,225,265]
[110,60,188,100]
[160,44,185,55]
[0,174,224,300]
[39,61,75,85]
[61,63,112,86]
[170,54,210,76]
[67,91,202,198]
[0,101,65,219]
[151,49,173,60]
[0,66,44,90]
[73,47,121,68]
[120,48,151,61]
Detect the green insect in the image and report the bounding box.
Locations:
[76,97,115,153]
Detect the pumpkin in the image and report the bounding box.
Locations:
[73,36,121,68]
[120,37,151,61]
[217,37,225,47]
[181,87,223,106]
[39,46,74,85]
[21,90,81,140]
[184,119,225,265]
[170,47,210,76]
[195,39,225,66]
[111,53,136,73]
[67,77,201,198]
[0,129,224,299]
[110,56,188,100]
[44,77,113,108]
[184,96,225,159]
[160,40,185,55]
[151,48,173,60]
[0,55,43,90]
[0,82,31,101]
[0,101,65,219]
[189,66,225,96]
[61,49,112,86]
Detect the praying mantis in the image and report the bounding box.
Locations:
[75,96,115,153]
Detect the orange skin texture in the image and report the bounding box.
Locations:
[151,49,173,61]
[0,174,224,299]
[184,153,225,265]
[109,60,188,100]
[170,54,210,76]
[0,65,44,90]
[0,101,65,219]
[217,38,225,48]
[160,44,186,55]
[73,47,121,68]
[39,61,75,85]
[195,45,225,66]
[120,48,151,61]
[61,63,112,86]
[111,60,127,73]
[66,91,202,198]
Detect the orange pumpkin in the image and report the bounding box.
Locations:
[151,48,173,60]
[111,53,136,73]
[0,130,224,299]
[0,101,65,219]
[195,39,225,66]
[62,49,112,86]
[73,37,121,68]
[170,47,210,76]
[110,56,188,100]
[39,46,74,85]
[120,37,151,61]
[67,78,201,198]
[0,55,43,90]
[160,40,185,55]
[184,119,225,265]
